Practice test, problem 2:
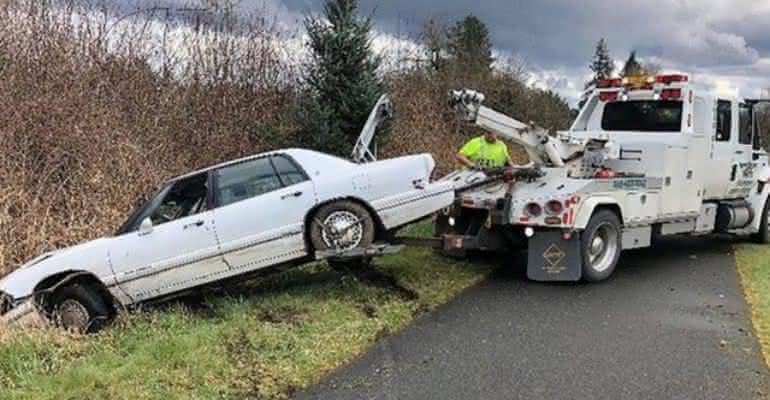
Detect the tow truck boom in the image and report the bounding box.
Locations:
[450,89,616,168]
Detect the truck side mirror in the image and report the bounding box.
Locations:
[139,217,154,235]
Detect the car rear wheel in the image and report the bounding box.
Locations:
[310,201,376,270]
[51,284,111,333]
[580,210,622,282]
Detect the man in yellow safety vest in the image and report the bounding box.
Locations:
[456,129,514,170]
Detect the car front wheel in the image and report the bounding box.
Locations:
[51,284,112,333]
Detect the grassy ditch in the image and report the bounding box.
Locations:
[735,244,770,368]
[0,245,493,399]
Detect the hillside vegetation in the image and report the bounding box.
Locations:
[0,0,573,276]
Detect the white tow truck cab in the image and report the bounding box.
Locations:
[437,75,770,282]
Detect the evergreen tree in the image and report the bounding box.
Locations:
[296,0,383,157]
[587,38,614,87]
[620,50,644,77]
[447,15,494,74]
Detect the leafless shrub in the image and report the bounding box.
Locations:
[0,0,299,276]
[0,2,574,277]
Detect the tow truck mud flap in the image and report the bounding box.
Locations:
[527,231,582,282]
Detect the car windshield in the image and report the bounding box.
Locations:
[601,100,683,132]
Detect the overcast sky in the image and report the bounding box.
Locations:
[117,0,770,104]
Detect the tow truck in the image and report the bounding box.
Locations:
[435,75,770,282]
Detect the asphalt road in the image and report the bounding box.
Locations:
[296,237,769,400]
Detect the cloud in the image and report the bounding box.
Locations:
[105,0,770,104]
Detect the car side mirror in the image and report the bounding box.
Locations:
[139,217,154,235]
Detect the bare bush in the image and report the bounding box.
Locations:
[0,0,299,276]
[0,1,574,276]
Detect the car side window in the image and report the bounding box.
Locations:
[271,155,308,186]
[130,173,208,231]
[716,100,731,141]
[215,158,282,207]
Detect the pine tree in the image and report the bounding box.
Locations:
[447,15,494,74]
[587,38,614,87]
[620,50,644,77]
[296,0,383,157]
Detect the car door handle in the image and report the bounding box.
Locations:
[281,191,303,200]
[184,220,205,230]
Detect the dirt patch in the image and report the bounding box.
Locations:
[256,305,307,327]
[176,296,223,320]
[358,303,378,319]
[223,328,287,400]
[338,262,419,302]
[412,303,433,317]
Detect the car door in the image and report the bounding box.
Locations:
[212,154,317,272]
[110,172,228,302]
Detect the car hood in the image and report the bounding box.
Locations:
[0,237,114,299]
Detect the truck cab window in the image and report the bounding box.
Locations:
[716,100,731,141]
[739,103,753,145]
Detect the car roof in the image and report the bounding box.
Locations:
[167,148,317,183]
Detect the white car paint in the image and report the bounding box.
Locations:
[0,148,454,317]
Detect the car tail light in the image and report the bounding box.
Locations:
[545,200,564,215]
[656,74,688,84]
[660,88,682,100]
[599,92,619,102]
[525,202,543,217]
[598,78,622,88]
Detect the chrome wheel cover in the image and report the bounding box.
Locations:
[57,299,90,332]
[322,211,364,251]
[587,222,619,273]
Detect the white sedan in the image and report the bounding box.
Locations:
[0,149,454,332]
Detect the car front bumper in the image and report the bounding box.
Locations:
[0,298,47,330]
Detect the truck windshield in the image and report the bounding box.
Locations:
[602,100,683,132]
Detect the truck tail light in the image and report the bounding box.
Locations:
[595,168,616,179]
[656,74,688,84]
[525,202,542,217]
[599,92,619,102]
[660,88,682,100]
[545,200,564,215]
[598,78,622,88]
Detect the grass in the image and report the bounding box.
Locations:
[0,232,493,399]
[735,243,770,368]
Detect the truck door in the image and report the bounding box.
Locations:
[707,99,740,199]
[729,103,760,197]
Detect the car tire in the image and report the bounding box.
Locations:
[580,210,622,282]
[51,284,112,334]
[310,201,376,269]
[752,199,770,244]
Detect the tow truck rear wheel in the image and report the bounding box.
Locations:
[310,201,376,271]
[580,210,622,282]
[752,199,770,244]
